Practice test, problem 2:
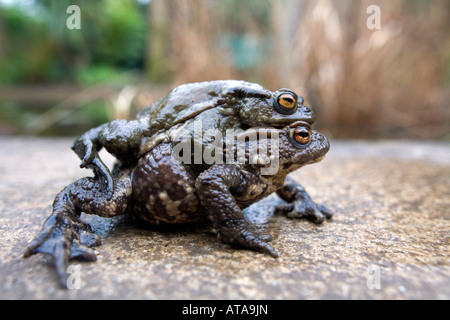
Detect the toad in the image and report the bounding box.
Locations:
[24,81,332,287]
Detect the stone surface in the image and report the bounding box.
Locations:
[0,137,449,299]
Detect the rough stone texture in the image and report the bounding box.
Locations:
[0,137,448,299]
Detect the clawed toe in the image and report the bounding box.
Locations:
[317,204,333,219]
[220,228,278,258]
[69,243,97,261]
[80,230,102,247]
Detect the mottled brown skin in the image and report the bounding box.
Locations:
[24,81,332,288]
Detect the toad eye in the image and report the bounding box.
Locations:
[275,93,297,114]
[290,127,311,147]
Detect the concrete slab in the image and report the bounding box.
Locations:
[0,137,449,299]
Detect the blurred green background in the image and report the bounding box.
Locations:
[0,0,449,139]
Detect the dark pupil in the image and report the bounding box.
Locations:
[283,97,293,103]
[297,130,309,138]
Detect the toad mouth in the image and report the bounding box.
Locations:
[266,120,312,130]
[285,121,311,130]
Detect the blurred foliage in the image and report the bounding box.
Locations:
[0,0,147,134]
[0,0,146,84]
[0,0,449,138]
[75,65,121,86]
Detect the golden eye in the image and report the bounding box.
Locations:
[292,127,311,145]
[278,93,296,110]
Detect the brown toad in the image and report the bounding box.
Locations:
[24,81,332,287]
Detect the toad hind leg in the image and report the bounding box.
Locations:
[24,169,132,288]
[196,165,278,258]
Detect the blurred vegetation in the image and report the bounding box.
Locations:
[0,0,146,84]
[0,0,449,139]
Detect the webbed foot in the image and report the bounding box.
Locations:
[276,178,333,224]
[24,213,101,288]
[275,201,333,224]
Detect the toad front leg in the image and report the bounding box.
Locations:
[275,177,333,224]
[196,165,278,258]
[24,169,132,287]
[71,119,144,197]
